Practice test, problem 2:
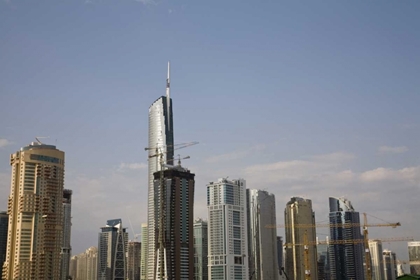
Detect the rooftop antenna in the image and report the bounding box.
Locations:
[35,136,50,144]
[166,61,171,131]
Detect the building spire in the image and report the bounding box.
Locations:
[166,61,171,131]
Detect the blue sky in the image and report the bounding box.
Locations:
[1,0,419,264]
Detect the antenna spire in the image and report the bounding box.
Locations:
[166,61,171,131]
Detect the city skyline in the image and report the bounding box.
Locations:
[1,0,419,269]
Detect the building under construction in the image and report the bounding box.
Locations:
[153,165,195,280]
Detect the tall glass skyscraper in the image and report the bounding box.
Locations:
[328,197,365,280]
[284,197,318,280]
[383,249,397,280]
[97,219,128,280]
[147,63,174,280]
[2,142,65,280]
[368,240,384,280]
[246,189,278,280]
[193,218,208,280]
[207,178,249,280]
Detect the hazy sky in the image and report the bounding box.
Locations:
[1,0,419,264]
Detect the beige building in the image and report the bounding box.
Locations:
[69,247,98,280]
[284,197,318,280]
[140,223,148,280]
[369,239,385,280]
[2,142,65,280]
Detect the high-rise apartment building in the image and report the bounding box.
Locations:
[70,255,78,280]
[140,223,148,280]
[193,218,208,280]
[97,219,128,280]
[0,211,8,278]
[328,197,365,280]
[247,189,278,280]
[408,241,420,274]
[369,240,384,280]
[153,166,195,279]
[383,249,397,280]
[147,63,174,280]
[207,178,249,280]
[85,246,98,280]
[69,246,98,280]
[2,142,65,280]
[127,241,141,280]
[61,189,73,280]
[284,197,318,280]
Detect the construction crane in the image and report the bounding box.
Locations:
[166,154,190,166]
[145,141,198,280]
[284,236,413,247]
[272,213,402,280]
[303,231,311,280]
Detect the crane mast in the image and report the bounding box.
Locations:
[145,142,198,280]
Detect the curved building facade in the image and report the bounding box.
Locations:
[147,64,174,280]
[328,197,365,280]
[2,142,65,280]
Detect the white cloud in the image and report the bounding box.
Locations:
[378,145,408,154]
[0,138,12,148]
[118,162,147,171]
[67,168,148,253]
[360,166,420,184]
[206,144,265,163]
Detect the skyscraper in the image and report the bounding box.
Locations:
[207,178,249,280]
[383,249,397,280]
[193,218,208,280]
[70,255,78,280]
[0,211,8,278]
[408,241,420,274]
[328,197,365,280]
[284,197,318,280]
[127,241,141,280]
[97,219,128,280]
[153,165,195,280]
[70,246,98,280]
[369,240,384,280]
[2,141,65,280]
[147,62,174,280]
[61,189,73,280]
[140,223,148,280]
[247,189,279,280]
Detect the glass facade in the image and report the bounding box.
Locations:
[147,95,174,280]
[194,219,208,280]
[247,189,279,280]
[97,219,128,280]
[328,197,365,280]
